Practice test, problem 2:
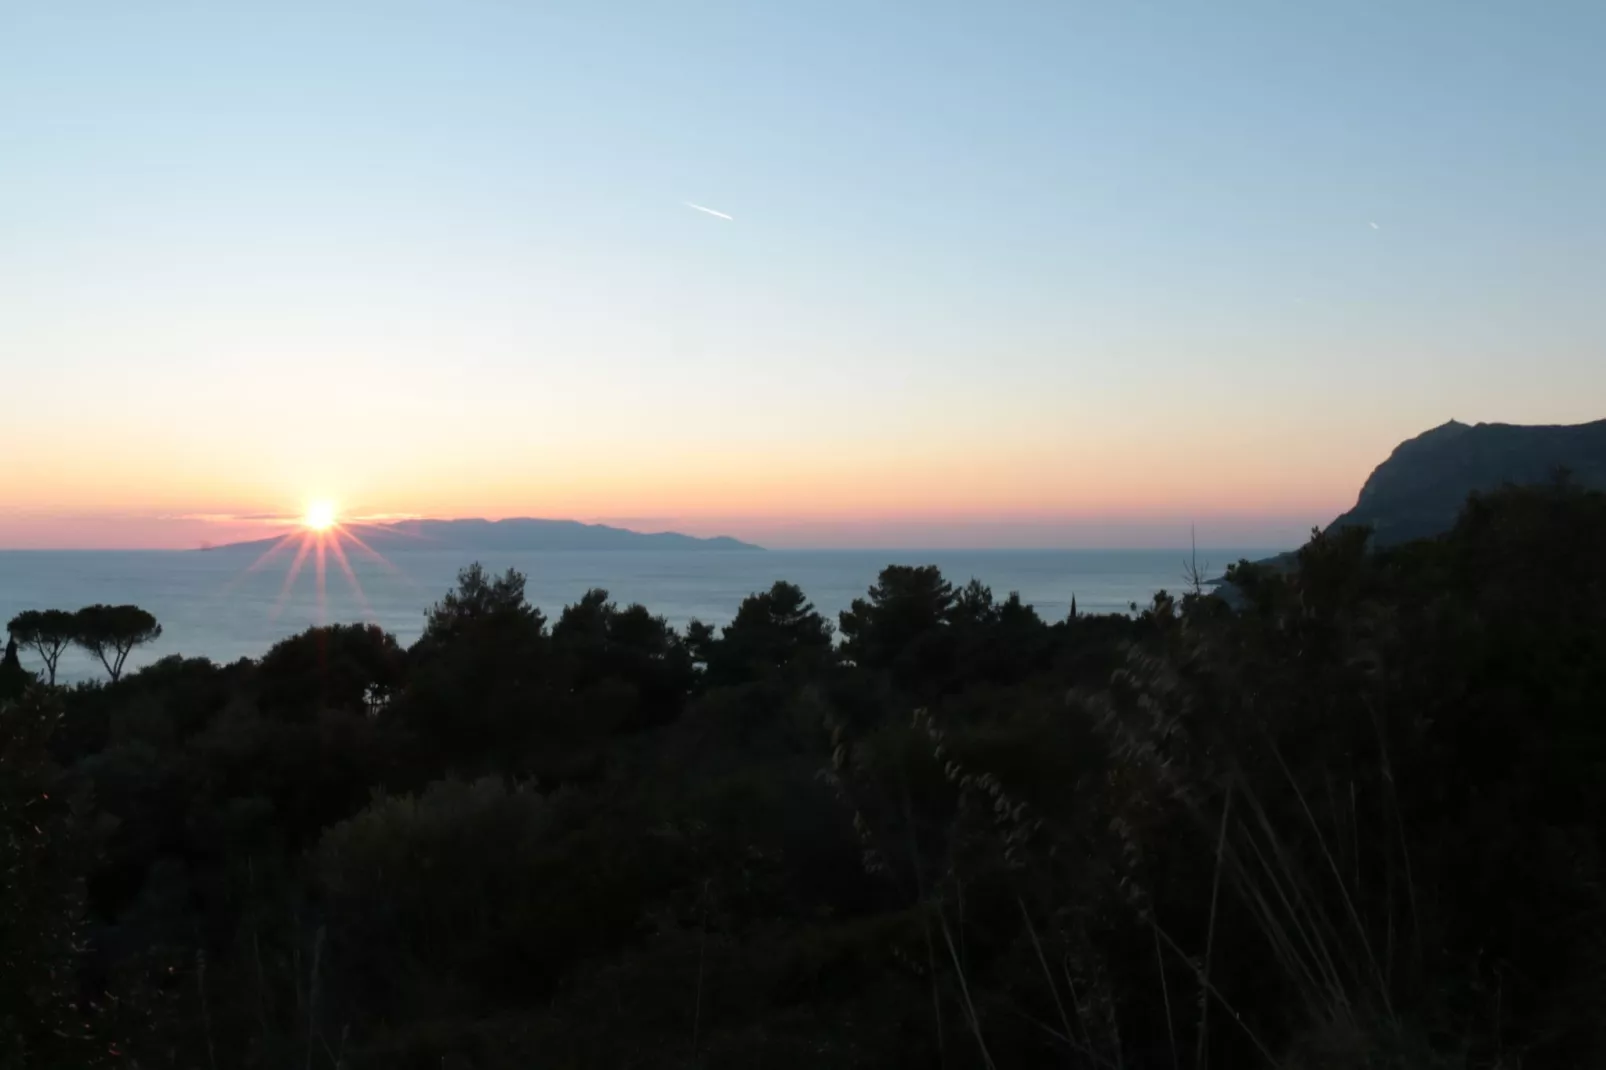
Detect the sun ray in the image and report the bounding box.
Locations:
[346,520,439,555]
[338,524,408,578]
[349,517,441,547]
[244,531,301,574]
[326,532,375,622]
[220,507,415,628]
[271,532,315,621]
[216,530,302,598]
[315,533,328,625]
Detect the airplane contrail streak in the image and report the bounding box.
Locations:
[684,201,734,221]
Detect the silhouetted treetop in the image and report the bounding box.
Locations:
[73,603,162,683]
[552,590,693,728]
[419,563,545,648]
[838,564,956,672]
[258,623,405,719]
[705,580,834,686]
[6,608,78,686]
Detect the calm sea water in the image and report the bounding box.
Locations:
[0,547,1268,682]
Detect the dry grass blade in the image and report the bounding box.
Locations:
[1197,781,1233,1070]
[1153,920,1180,1070]
[1367,696,1422,978]
[939,912,999,1070]
[1018,896,1076,1051]
[1235,815,1346,1014]
[1268,741,1393,1021]
[1154,924,1280,1067]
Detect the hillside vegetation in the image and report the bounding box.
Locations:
[4,483,1605,1068]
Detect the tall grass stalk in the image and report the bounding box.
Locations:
[1153,920,1179,1070]
[940,911,998,1070]
[1196,781,1233,1070]
[1269,743,1392,1022]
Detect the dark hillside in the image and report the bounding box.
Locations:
[1328,417,1606,544]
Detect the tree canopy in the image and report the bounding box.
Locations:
[258,623,405,719]
[418,562,545,650]
[72,603,163,682]
[6,608,78,686]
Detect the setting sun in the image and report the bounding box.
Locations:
[303,501,338,532]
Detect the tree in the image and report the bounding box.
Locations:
[949,578,1000,629]
[550,588,615,666]
[72,604,162,683]
[949,583,1050,684]
[552,591,695,729]
[6,609,78,686]
[417,563,545,649]
[0,637,35,701]
[398,564,549,774]
[685,619,717,671]
[258,623,406,719]
[838,565,956,679]
[705,581,835,687]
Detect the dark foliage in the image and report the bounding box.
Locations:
[551,589,695,732]
[73,605,163,684]
[5,485,1604,1067]
[0,637,34,701]
[258,624,405,720]
[6,609,77,687]
[0,691,116,1068]
[698,581,834,688]
[395,564,550,776]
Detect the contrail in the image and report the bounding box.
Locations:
[684,201,734,221]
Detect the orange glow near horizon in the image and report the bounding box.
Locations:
[1,365,1510,552]
[0,420,1395,550]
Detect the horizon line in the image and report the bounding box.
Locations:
[0,542,1290,554]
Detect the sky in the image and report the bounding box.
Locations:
[2,1,1602,550]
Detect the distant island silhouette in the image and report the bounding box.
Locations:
[207,518,763,553]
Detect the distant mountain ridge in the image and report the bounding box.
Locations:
[1329,418,1606,546]
[1210,417,1606,588]
[209,518,762,553]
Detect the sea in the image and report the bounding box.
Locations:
[0,547,1270,683]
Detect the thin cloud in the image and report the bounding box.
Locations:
[1369,221,1381,229]
[170,509,424,524]
[684,201,734,221]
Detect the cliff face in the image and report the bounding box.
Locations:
[1330,418,1606,545]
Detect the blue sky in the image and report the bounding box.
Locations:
[1,1,1602,548]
